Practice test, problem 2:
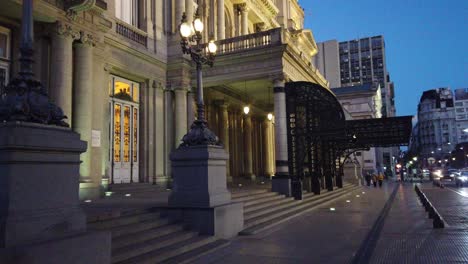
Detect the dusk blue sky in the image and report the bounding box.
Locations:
[302,0,467,117]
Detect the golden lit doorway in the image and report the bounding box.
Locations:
[109,76,139,183]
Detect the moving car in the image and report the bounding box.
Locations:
[447,169,460,180]
[455,171,468,187]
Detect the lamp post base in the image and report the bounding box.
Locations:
[180,119,220,148]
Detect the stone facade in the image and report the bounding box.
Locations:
[0,0,327,200]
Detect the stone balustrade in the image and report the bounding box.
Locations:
[116,21,148,47]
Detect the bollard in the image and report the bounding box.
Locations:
[433,215,445,228]
[428,206,435,219]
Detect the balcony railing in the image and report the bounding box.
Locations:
[213,28,283,55]
[116,21,147,47]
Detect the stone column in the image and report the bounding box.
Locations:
[175,0,185,32]
[244,114,255,180]
[187,88,195,128]
[240,4,249,35]
[219,103,230,180]
[217,0,225,39]
[174,88,188,148]
[164,88,174,178]
[49,22,77,125]
[185,0,194,22]
[263,118,274,177]
[73,32,95,181]
[272,77,290,195]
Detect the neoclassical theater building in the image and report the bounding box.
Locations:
[0,0,328,199]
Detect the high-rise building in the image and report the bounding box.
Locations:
[453,88,468,143]
[414,88,457,161]
[317,36,396,117]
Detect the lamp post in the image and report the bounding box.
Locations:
[178,9,219,147]
[0,0,67,126]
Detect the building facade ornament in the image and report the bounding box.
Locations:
[55,21,80,39]
[77,31,96,46]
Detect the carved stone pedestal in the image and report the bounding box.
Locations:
[0,122,111,264]
[168,145,243,239]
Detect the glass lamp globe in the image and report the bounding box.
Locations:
[208,40,217,54]
[180,22,192,38]
[267,113,273,121]
[193,18,204,33]
[243,106,250,115]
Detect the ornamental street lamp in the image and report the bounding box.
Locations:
[0,0,67,126]
[179,9,219,147]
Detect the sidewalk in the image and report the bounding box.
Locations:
[370,183,468,263]
[194,183,394,264]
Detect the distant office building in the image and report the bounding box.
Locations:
[317,36,396,117]
[314,40,340,88]
[332,83,383,173]
[415,88,457,161]
[454,88,468,143]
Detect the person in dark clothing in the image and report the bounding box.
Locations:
[365,172,372,186]
[372,173,378,187]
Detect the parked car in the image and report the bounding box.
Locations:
[447,169,460,180]
[455,171,468,187]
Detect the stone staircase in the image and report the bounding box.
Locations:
[232,183,360,235]
[106,183,168,198]
[87,208,229,264]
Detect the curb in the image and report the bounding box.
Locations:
[414,185,445,228]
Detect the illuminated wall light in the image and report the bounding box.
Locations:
[267,113,273,121]
[243,106,250,115]
[362,191,365,194]
[238,183,243,187]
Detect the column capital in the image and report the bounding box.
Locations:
[152,80,165,90]
[76,31,96,47]
[235,3,248,13]
[52,21,80,40]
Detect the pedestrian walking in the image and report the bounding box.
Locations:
[378,172,384,187]
[365,171,371,186]
[372,173,377,187]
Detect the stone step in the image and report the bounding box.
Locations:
[163,239,230,264]
[115,236,219,264]
[242,185,357,229]
[112,223,185,250]
[109,183,161,192]
[240,185,361,235]
[244,186,351,228]
[88,211,161,230]
[244,195,296,214]
[231,191,278,203]
[110,217,171,238]
[242,193,287,207]
[111,230,199,263]
[230,189,269,199]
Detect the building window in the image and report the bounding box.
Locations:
[0,26,11,95]
[115,0,139,27]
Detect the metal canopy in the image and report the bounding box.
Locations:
[345,117,413,148]
[285,81,412,200]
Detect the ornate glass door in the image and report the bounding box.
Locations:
[110,76,139,184]
[111,101,139,183]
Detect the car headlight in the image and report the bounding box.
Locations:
[460,176,468,181]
